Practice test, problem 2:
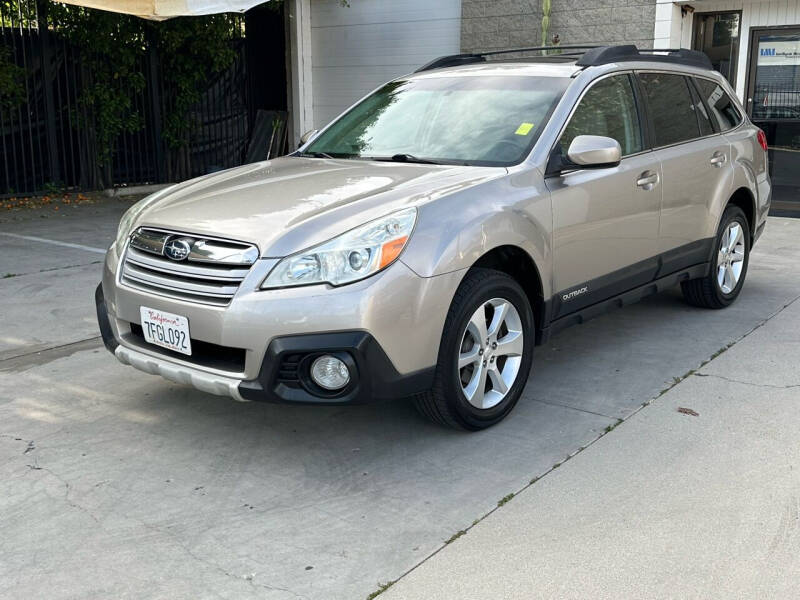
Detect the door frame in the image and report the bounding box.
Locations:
[692,10,742,88]
[745,24,800,120]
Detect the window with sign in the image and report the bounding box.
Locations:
[751,35,800,120]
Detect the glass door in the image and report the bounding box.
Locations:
[746,27,800,212]
[693,12,741,86]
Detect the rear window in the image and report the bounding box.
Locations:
[693,77,743,131]
[639,73,700,147]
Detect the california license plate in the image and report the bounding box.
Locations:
[139,307,192,356]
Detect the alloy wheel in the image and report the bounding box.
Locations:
[457,297,524,410]
[717,221,746,294]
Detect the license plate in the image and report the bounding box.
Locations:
[139,307,192,356]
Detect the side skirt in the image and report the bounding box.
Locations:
[537,262,709,345]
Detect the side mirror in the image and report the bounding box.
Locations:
[300,129,319,146]
[566,135,621,168]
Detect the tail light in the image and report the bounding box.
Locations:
[757,129,768,151]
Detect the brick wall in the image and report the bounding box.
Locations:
[461,0,657,53]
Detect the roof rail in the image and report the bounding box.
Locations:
[576,45,713,69]
[415,45,601,72]
[416,44,714,73]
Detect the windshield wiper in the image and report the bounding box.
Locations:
[371,153,441,165]
[297,151,336,159]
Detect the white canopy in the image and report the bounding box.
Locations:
[54,0,268,20]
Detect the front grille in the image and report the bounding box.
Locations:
[128,323,247,373]
[121,228,258,306]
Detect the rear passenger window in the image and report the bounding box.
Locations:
[693,78,743,131]
[688,82,714,136]
[639,73,700,146]
[560,75,643,157]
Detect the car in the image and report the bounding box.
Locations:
[96,44,771,430]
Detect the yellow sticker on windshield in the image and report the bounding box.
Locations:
[515,122,534,136]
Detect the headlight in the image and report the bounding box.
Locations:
[261,207,417,289]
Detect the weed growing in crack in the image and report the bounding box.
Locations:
[366,581,394,599]
[497,493,514,507]
[445,530,466,544]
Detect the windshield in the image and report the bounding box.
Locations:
[303,75,570,166]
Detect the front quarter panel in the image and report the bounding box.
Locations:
[401,166,552,299]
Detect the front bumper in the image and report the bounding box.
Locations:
[97,247,464,403]
[97,283,435,403]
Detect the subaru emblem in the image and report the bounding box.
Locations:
[164,237,193,261]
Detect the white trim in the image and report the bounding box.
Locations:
[287,0,314,151]
[654,1,688,50]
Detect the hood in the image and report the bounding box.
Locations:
[134,156,506,257]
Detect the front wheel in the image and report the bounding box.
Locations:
[681,204,750,309]
[413,268,535,430]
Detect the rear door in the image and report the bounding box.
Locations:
[637,72,732,272]
[546,73,661,319]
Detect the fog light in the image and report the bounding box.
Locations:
[310,355,350,390]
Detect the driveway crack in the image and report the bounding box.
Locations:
[130,517,310,599]
[694,372,800,389]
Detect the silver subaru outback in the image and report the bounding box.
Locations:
[96,45,771,430]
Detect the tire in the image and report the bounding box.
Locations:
[413,268,535,431]
[681,204,750,309]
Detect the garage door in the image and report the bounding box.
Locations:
[310,0,461,128]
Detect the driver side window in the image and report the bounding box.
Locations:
[561,75,644,157]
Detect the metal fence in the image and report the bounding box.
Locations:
[752,82,800,120]
[0,1,260,196]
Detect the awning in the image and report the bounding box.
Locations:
[53,0,269,20]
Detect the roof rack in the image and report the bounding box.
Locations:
[576,45,713,69]
[414,45,600,72]
[416,44,713,73]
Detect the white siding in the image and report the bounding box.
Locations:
[310,0,461,128]
[655,0,800,99]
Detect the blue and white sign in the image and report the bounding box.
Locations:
[758,40,800,66]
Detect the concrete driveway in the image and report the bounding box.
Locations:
[1,201,799,600]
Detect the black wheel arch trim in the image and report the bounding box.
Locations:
[95,283,119,354]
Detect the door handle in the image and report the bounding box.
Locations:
[636,170,659,190]
[710,152,727,167]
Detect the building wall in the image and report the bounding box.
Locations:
[655,0,800,100]
[309,0,461,128]
[461,0,657,53]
